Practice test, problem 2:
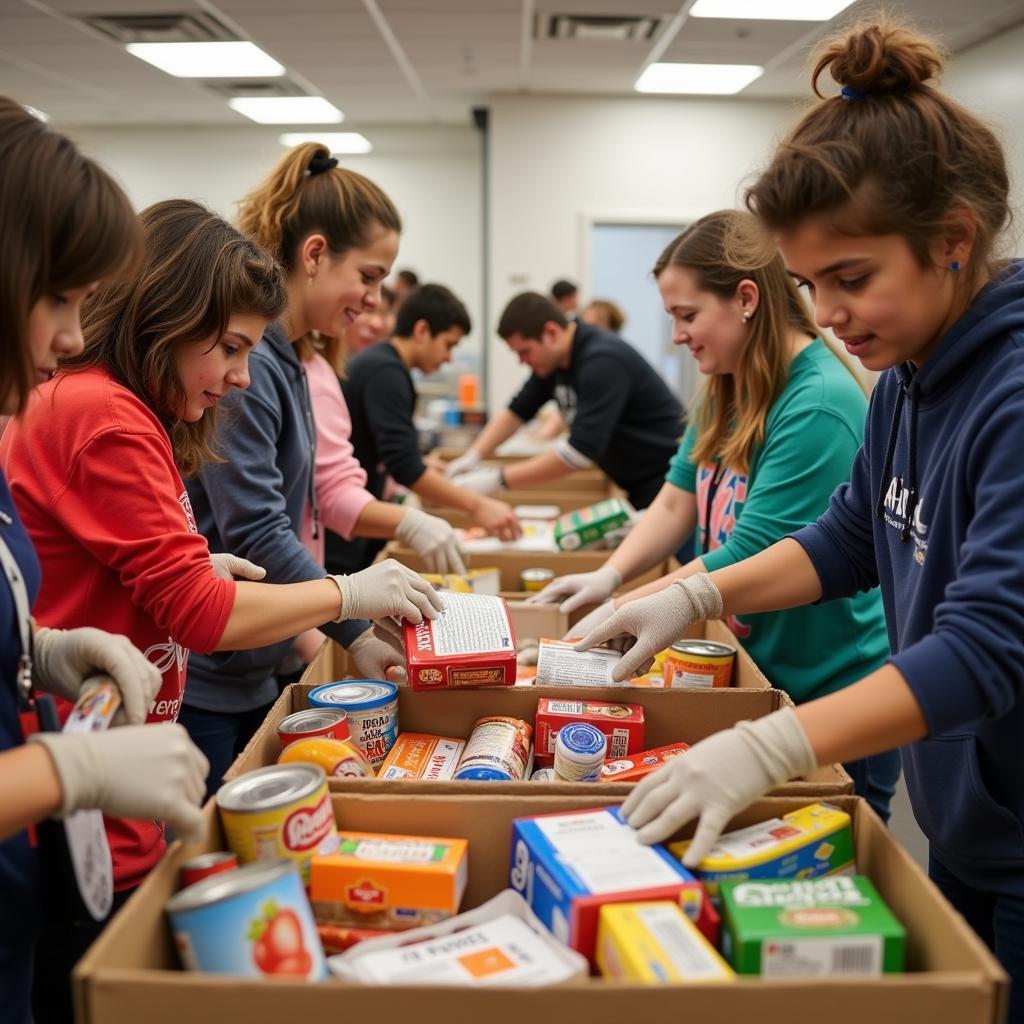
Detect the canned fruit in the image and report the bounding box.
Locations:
[180,852,238,888]
[662,640,736,689]
[278,709,351,748]
[308,681,398,769]
[453,716,532,781]
[599,743,689,783]
[377,733,465,781]
[520,568,554,593]
[278,737,373,778]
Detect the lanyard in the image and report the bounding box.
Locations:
[0,528,34,707]
[702,462,727,556]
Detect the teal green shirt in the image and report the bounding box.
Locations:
[666,340,888,703]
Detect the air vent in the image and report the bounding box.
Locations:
[84,11,238,44]
[203,78,309,98]
[538,14,661,42]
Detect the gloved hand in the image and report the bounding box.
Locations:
[33,627,162,726]
[621,708,817,863]
[451,466,503,496]
[331,559,444,623]
[530,566,622,613]
[30,723,210,840]
[564,600,615,642]
[573,573,723,682]
[395,508,467,575]
[444,450,481,478]
[347,626,408,685]
[210,552,267,581]
[471,497,521,543]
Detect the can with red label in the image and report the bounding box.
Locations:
[277,708,351,749]
[216,764,339,884]
[180,851,239,888]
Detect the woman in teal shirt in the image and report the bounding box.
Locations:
[535,209,899,819]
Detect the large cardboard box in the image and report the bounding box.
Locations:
[74,794,1007,1024]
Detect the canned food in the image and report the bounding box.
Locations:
[278,736,374,778]
[554,721,608,782]
[453,716,533,781]
[307,681,398,769]
[662,640,736,689]
[167,859,325,979]
[216,764,338,883]
[277,709,351,749]
[180,851,238,888]
[531,768,557,782]
[520,567,555,593]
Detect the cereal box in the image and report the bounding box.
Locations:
[404,591,517,690]
[534,698,644,765]
[377,734,466,781]
[720,875,905,976]
[597,902,734,984]
[599,743,689,783]
[310,831,468,930]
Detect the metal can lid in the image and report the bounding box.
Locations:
[180,851,236,873]
[556,722,607,760]
[521,568,555,581]
[670,640,736,659]
[278,708,348,735]
[308,680,398,711]
[167,858,297,914]
[215,763,325,813]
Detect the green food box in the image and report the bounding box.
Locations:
[720,875,905,977]
[553,498,632,551]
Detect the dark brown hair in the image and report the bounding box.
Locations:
[497,291,567,340]
[745,18,1010,287]
[654,210,820,474]
[68,199,287,476]
[0,97,139,414]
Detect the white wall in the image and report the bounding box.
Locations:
[67,123,485,369]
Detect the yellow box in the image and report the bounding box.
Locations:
[420,568,500,595]
[597,902,734,984]
[310,831,468,930]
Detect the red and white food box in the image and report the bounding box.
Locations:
[534,698,645,769]
[599,742,689,783]
[404,591,517,691]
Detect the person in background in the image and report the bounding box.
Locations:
[550,278,579,319]
[334,283,521,575]
[447,292,689,539]
[391,267,419,310]
[342,282,395,357]
[575,21,1024,1020]
[536,209,899,821]
[181,145,442,793]
[581,298,625,333]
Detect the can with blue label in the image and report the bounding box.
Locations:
[554,722,607,782]
[453,716,533,781]
[307,680,398,769]
[166,859,326,979]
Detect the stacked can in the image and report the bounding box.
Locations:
[307,681,399,769]
[554,722,608,782]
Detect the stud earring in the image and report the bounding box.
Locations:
[742,311,752,323]
[950,261,961,272]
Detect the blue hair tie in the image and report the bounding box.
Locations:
[841,85,869,102]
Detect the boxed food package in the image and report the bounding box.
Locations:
[508,806,709,963]
[328,890,588,987]
[553,498,633,551]
[404,591,517,690]
[599,743,689,783]
[534,698,645,766]
[669,803,855,897]
[309,831,468,930]
[377,734,466,781]
[720,875,906,977]
[534,639,620,687]
[420,568,501,595]
[596,901,734,984]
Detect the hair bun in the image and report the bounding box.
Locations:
[812,19,945,98]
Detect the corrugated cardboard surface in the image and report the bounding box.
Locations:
[74,794,1007,1024]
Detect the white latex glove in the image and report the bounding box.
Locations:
[574,573,723,682]
[564,600,615,642]
[531,566,622,613]
[395,508,467,575]
[347,626,408,685]
[621,708,817,863]
[330,559,443,623]
[451,466,503,496]
[210,552,267,581]
[30,723,209,840]
[33,627,162,726]
[444,449,482,478]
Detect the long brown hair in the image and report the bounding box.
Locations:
[68,199,287,476]
[745,18,1010,290]
[653,210,818,474]
[237,143,402,361]
[0,97,139,414]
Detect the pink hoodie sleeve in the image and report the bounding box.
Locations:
[305,353,375,543]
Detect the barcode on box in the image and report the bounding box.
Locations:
[762,937,882,977]
[637,905,724,979]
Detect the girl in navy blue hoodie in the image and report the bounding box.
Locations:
[576,18,1024,1013]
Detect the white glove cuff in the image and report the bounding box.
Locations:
[737,707,818,784]
[328,574,352,622]
[672,572,724,621]
[29,732,92,817]
[394,507,423,546]
[601,565,623,592]
[30,626,63,695]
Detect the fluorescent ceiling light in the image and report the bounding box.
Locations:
[126,41,284,78]
[690,0,857,20]
[24,105,49,122]
[279,132,372,154]
[635,62,763,95]
[229,97,344,124]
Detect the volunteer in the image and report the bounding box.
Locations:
[576,21,1024,1017]
[178,146,444,789]
[538,209,899,820]
[332,282,521,574]
[447,291,687,521]
[0,99,207,1024]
